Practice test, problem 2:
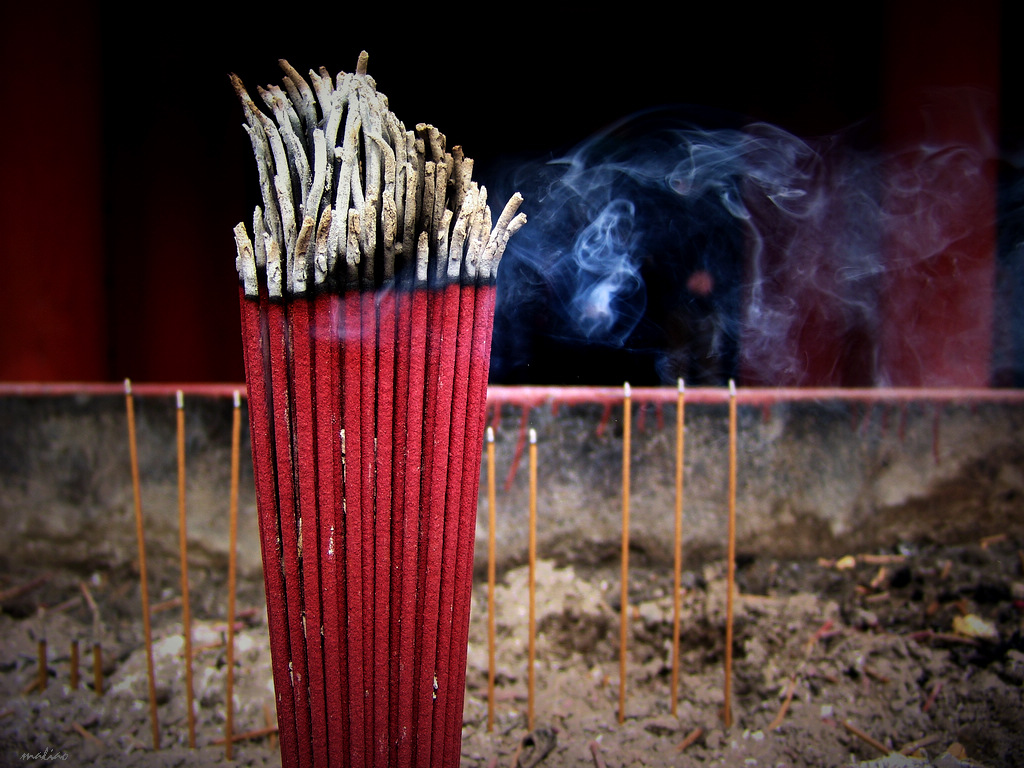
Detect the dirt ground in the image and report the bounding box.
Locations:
[1,537,1023,768]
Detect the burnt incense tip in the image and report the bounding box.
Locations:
[624,382,632,399]
[233,390,241,409]
[124,379,132,395]
[176,390,184,410]
[232,55,525,296]
[228,72,247,98]
[678,378,686,394]
[529,428,537,445]
[486,426,495,443]
[729,379,737,397]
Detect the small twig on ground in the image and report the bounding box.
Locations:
[50,595,83,613]
[79,582,100,623]
[71,722,104,747]
[900,733,943,755]
[768,678,797,730]
[922,680,943,712]
[842,720,889,756]
[589,740,606,768]
[869,566,888,589]
[192,640,226,655]
[769,619,834,729]
[0,574,52,604]
[150,596,183,615]
[677,727,704,751]
[864,666,890,684]
[979,533,1007,549]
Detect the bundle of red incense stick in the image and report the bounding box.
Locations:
[230,53,524,768]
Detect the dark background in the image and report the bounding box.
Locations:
[0,1,1018,385]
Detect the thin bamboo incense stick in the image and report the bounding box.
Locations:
[724,379,737,729]
[70,640,79,690]
[671,379,685,717]
[486,426,497,733]
[619,382,632,725]
[92,643,102,696]
[176,391,196,749]
[528,428,538,732]
[37,639,46,692]
[124,379,160,749]
[225,391,241,760]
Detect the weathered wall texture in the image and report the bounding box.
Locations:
[1,395,1022,581]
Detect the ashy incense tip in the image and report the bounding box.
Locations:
[176,390,184,410]
[729,379,737,398]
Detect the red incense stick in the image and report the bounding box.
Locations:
[288,296,329,767]
[314,290,347,764]
[267,298,315,766]
[388,275,413,759]
[430,280,476,768]
[374,284,397,767]
[415,278,458,768]
[237,286,299,766]
[397,251,429,766]
[443,275,497,767]
[358,282,377,758]
[431,281,461,751]
[341,278,367,768]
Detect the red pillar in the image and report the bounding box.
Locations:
[879,0,1000,386]
[0,4,106,380]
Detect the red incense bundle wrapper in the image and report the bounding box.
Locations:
[231,53,525,768]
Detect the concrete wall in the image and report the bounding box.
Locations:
[1,394,1021,582]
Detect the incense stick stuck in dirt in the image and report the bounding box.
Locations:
[124,379,160,749]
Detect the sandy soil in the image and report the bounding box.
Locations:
[2,537,1023,767]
